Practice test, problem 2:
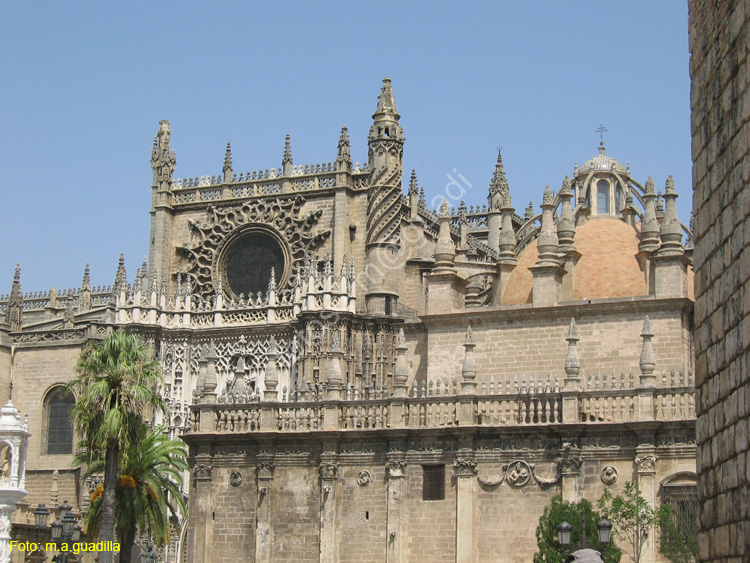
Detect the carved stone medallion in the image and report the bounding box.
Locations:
[601,466,618,486]
[506,460,532,487]
[230,471,242,487]
[357,470,372,486]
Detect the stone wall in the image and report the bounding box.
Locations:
[183,426,696,563]
[422,302,693,384]
[689,0,750,561]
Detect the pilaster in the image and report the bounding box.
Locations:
[385,457,406,563]
[453,457,477,563]
[319,460,339,563]
[635,445,657,563]
[255,461,275,563]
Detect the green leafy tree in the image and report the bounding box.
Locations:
[534,496,621,563]
[657,504,698,563]
[597,481,662,563]
[66,329,166,563]
[81,425,188,563]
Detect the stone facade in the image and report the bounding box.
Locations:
[0,78,697,562]
[689,1,750,561]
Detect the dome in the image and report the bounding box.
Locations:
[578,142,626,175]
[502,217,648,305]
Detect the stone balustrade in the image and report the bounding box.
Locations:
[187,382,695,435]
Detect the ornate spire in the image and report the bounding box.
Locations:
[374,76,400,121]
[524,200,535,221]
[81,264,91,290]
[557,176,576,252]
[336,125,351,169]
[655,190,665,220]
[488,149,510,211]
[408,169,418,197]
[6,265,22,332]
[658,175,684,255]
[366,78,404,248]
[282,134,292,178]
[498,191,517,261]
[639,176,660,252]
[282,134,292,166]
[114,253,127,292]
[79,264,92,312]
[535,186,560,266]
[222,142,233,183]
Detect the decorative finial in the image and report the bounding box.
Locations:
[465,325,474,344]
[223,142,232,171]
[645,175,655,195]
[82,264,91,288]
[337,125,351,164]
[114,253,127,290]
[560,175,571,195]
[665,175,675,194]
[439,198,450,217]
[525,200,534,220]
[542,185,554,205]
[409,169,418,196]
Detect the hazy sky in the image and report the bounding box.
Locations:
[0,1,691,293]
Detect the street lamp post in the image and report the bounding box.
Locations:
[46,501,81,563]
[556,504,612,561]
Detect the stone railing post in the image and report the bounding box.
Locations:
[561,318,581,423]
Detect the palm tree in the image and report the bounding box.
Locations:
[81,425,188,563]
[66,329,166,563]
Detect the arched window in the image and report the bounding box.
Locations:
[597,180,610,214]
[615,187,624,215]
[44,387,74,455]
[660,473,698,553]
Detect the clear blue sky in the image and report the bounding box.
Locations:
[0,1,691,293]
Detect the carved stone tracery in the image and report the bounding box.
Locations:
[178,196,331,297]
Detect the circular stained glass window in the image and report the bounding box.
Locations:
[223,230,286,297]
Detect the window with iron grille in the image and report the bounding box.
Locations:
[661,484,698,537]
[46,388,74,455]
[422,464,445,501]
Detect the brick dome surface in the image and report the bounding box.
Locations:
[502,217,648,305]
